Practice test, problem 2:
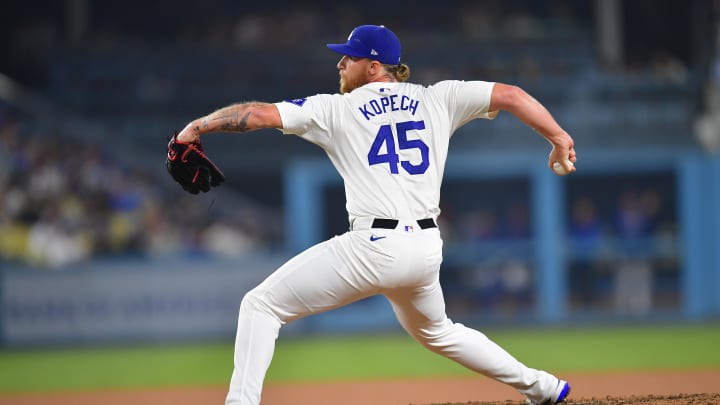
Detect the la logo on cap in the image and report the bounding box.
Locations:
[327,24,402,65]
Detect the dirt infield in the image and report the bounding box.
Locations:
[2,370,719,405]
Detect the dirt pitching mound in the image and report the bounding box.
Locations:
[428,393,720,404]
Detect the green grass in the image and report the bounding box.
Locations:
[1,323,719,393]
[0,343,233,392]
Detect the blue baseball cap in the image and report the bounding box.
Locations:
[327,25,401,65]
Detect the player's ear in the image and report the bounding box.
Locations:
[369,60,382,75]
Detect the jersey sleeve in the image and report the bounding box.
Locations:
[429,80,498,133]
[274,95,335,149]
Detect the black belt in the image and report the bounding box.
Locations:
[371,218,437,230]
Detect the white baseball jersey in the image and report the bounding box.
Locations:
[275,80,498,223]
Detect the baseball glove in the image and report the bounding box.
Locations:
[166,134,225,194]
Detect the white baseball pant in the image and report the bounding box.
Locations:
[225,218,560,404]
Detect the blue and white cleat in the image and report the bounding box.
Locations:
[525,380,571,405]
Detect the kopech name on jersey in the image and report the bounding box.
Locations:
[358,95,420,121]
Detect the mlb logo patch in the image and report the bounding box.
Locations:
[285,98,307,107]
[404,225,414,232]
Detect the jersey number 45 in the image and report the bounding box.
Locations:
[367,120,429,175]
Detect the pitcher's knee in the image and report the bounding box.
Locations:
[412,320,463,354]
[240,288,278,320]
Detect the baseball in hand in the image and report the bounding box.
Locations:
[552,160,574,176]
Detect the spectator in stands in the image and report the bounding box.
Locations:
[568,195,606,309]
[463,207,500,241]
[650,50,688,84]
[612,188,655,315]
[504,200,531,239]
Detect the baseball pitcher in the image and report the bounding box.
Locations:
[170,24,575,405]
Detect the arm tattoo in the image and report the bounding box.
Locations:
[219,111,251,132]
[206,102,267,132]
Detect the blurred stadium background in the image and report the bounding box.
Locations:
[0,0,719,350]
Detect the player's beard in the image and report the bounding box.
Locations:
[339,72,365,94]
[339,76,348,94]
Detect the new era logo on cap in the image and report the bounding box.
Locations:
[326,25,401,65]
